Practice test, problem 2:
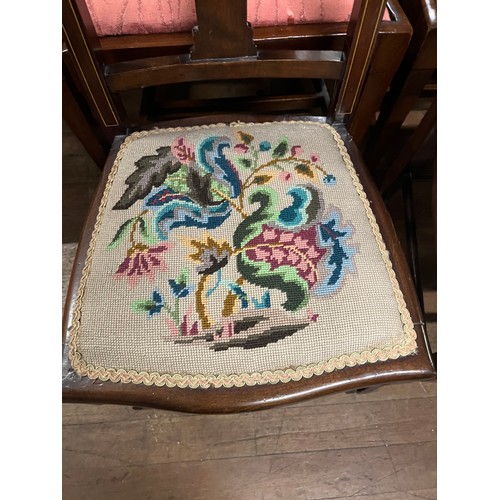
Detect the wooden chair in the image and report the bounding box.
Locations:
[363,0,436,311]
[363,0,436,168]
[62,0,413,165]
[62,0,435,413]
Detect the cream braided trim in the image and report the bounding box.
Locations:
[68,121,418,389]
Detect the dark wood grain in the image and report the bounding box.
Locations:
[379,98,436,194]
[63,437,435,499]
[191,0,257,60]
[62,393,436,497]
[364,0,437,166]
[64,0,412,152]
[62,70,107,168]
[105,51,345,92]
[143,90,327,121]
[62,115,435,414]
[62,0,124,137]
[347,3,412,145]
[334,0,386,118]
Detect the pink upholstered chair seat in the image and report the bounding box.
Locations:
[85,0,389,37]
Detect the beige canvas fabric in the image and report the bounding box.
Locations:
[68,121,417,388]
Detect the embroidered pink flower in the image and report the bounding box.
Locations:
[291,145,303,156]
[307,309,319,323]
[165,316,179,336]
[213,320,234,341]
[234,143,249,153]
[310,154,320,163]
[180,305,199,336]
[115,243,171,287]
[262,227,278,241]
[278,171,292,183]
[172,137,195,164]
[244,224,327,288]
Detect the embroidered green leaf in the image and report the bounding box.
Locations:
[107,218,134,249]
[163,164,189,193]
[186,169,216,206]
[178,267,190,285]
[138,217,158,245]
[272,140,289,158]
[294,163,314,179]
[233,187,279,248]
[237,250,309,312]
[237,131,254,145]
[113,146,183,210]
[235,157,253,169]
[252,174,274,186]
[210,178,232,202]
[233,187,309,311]
[131,299,156,313]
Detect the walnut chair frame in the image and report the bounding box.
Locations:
[62,0,435,413]
[62,0,413,166]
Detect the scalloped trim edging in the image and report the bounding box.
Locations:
[68,120,418,389]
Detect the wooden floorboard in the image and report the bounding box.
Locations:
[62,122,437,499]
[62,441,436,499]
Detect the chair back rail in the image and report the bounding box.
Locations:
[63,0,405,151]
[105,50,346,92]
[101,0,386,121]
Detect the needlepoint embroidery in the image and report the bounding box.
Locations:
[69,122,418,388]
[109,129,355,347]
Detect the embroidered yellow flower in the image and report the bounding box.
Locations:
[188,235,233,275]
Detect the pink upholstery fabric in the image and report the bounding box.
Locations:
[85,0,389,37]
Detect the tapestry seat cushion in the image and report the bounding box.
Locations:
[68,121,417,389]
[84,0,390,37]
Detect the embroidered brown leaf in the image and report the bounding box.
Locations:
[252,174,274,185]
[237,131,254,145]
[294,163,314,179]
[272,140,289,158]
[113,147,183,210]
[174,311,309,351]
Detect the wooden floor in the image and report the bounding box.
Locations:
[62,121,437,500]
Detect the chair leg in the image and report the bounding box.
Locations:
[431,351,437,370]
[383,169,437,372]
[402,170,425,313]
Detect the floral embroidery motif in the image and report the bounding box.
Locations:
[109,131,356,349]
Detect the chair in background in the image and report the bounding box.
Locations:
[63,43,109,167]
[62,0,413,166]
[62,0,435,412]
[363,0,436,310]
[363,0,436,168]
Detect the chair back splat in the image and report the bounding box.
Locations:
[191,0,257,60]
[104,0,385,124]
[63,0,415,152]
